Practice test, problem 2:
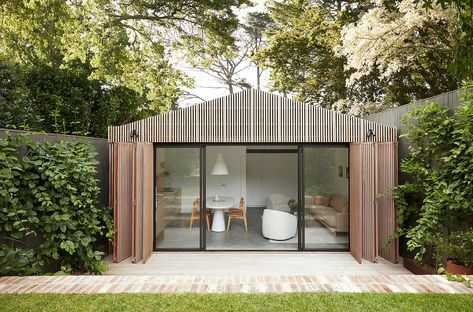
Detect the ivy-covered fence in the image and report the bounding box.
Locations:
[0,134,113,275]
[392,84,473,268]
[0,128,110,207]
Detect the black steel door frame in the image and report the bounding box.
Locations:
[153,143,349,252]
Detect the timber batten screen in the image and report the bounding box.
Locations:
[108,89,397,144]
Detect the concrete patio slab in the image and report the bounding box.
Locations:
[105,252,411,276]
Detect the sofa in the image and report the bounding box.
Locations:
[306,194,348,235]
[266,193,291,213]
[262,193,297,240]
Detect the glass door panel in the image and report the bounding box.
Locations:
[303,147,349,250]
[155,147,201,249]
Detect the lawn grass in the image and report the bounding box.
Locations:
[0,293,472,312]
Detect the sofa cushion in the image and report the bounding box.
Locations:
[319,214,337,228]
[307,205,333,217]
[330,195,347,213]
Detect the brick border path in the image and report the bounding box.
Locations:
[1,275,472,294]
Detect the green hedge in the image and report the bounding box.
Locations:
[0,134,113,275]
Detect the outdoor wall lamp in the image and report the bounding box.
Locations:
[130,129,139,139]
[367,129,376,138]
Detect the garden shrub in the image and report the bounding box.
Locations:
[0,134,113,275]
[393,83,473,266]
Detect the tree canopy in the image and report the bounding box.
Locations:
[0,0,250,135]
[256,0,462,115]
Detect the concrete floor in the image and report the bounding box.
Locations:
[207,207,297,250]
[105,252,411,276]
[156,207,349,250]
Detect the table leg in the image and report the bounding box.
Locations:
[211,209,226,232]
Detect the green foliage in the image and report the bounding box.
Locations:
[0,59,152,137]
[0,134,113,275]
[0,0,250,113]
[438,267,472,288]
[416,0,473,79]
[258,0,460,112]
[287,199,298,214]
[0,59,39,130]
[438,229,473,267]
[393,83,473,265]
[257,0,348,106]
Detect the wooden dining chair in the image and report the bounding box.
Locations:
[226,197,247,231]
[189,198,212,231]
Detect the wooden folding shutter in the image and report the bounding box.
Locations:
[361,143,377,263]
[349,143,363,263]
[132,144,143,263]
[132,143,154,263]
[349,142,378,263]
[376,142,398,263]
[112,143,134,263]
[141,143,154,263]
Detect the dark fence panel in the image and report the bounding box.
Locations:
[0,129,109,207]
[364,89,461,183]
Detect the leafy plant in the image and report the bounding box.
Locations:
[0,133,113,275]
[438,229,473,267]
[392,82,473,267]
[288,199,298,215]
[438,267,472,288]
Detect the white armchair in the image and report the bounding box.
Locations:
[262,209,297,240]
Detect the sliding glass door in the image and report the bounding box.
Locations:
[155,146,202,249]
[153,144,348,251]
[302,146,349,250]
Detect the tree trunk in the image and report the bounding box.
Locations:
[256,66,260,90]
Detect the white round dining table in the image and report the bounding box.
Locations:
[206,196,234,232]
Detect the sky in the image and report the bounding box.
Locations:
[178,0,269,107]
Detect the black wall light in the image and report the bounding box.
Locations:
[130,129,139,139]
[367,129,376,138]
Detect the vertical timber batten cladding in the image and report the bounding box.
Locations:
[108,89,399,264]
[376,143,399,263]
[111,142,153,263]
[349,142,399,264]
[112,143,134,263]
[108,89,397,144]
[349,143,363,264]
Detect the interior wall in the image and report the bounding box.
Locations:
[246,149,298,207]
[206,146,246,208]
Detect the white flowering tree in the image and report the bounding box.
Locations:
[339,0,459,96]
[331,98,397,117]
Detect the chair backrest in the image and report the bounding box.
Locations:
[192,198,200,213]
[239,197,245,213]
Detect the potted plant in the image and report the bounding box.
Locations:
[440,229,473,275]
[288,199,298,215]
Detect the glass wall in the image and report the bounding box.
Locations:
[155,147,201,249]
[304,147,349,250]
[205,146,298,250]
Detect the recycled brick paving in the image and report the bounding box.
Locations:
[0,275,472,294]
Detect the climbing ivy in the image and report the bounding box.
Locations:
[393,83,473,265]
[0,134,113,275]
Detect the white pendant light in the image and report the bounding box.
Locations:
[211,153,229,175]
